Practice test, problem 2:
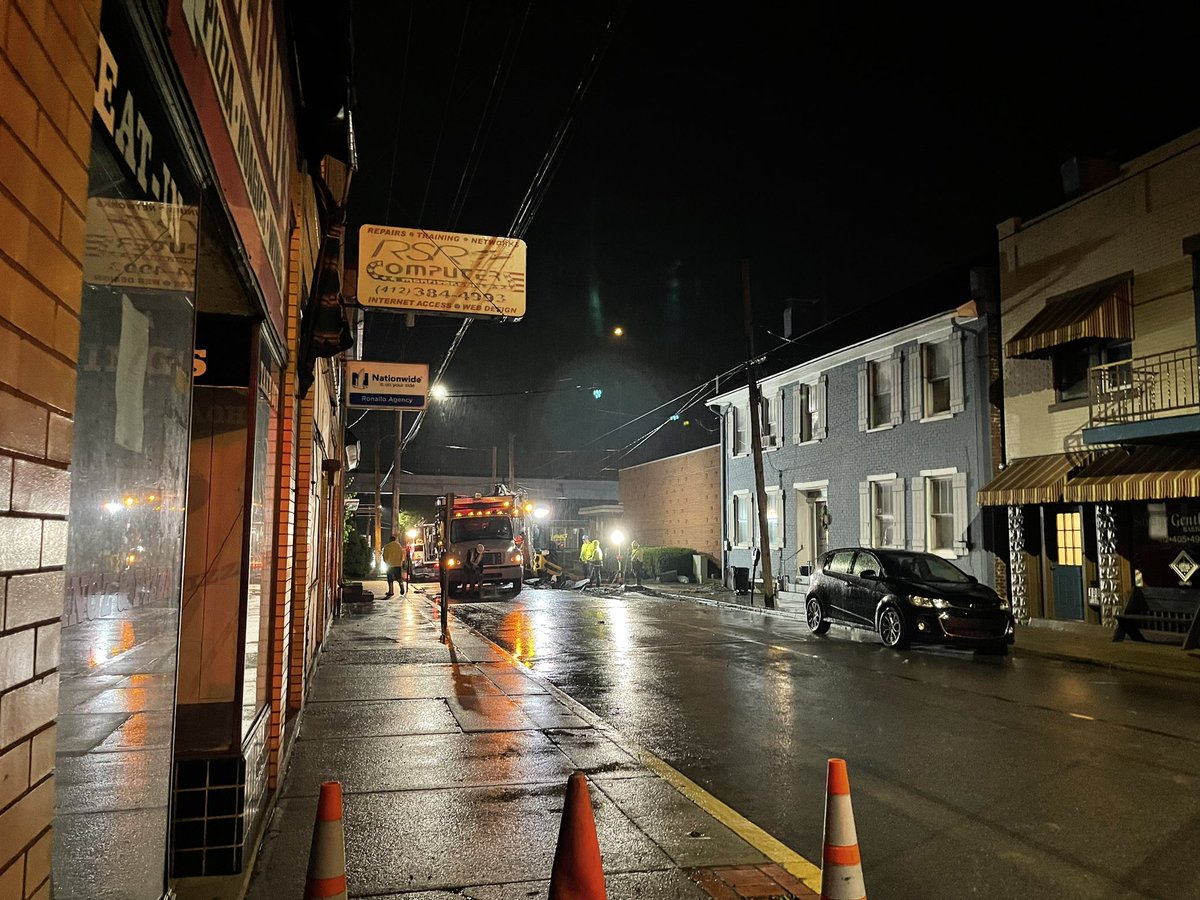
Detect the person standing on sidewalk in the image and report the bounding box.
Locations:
[589,541,604,587]
[382,534,405,598]
[579,535,594,580]
[630,540,645,587]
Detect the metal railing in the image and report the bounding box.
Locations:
[1088,347,1199,426]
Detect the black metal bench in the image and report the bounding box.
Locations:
[1113,586,1200,649]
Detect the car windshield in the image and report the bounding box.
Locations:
[878,551,972,584]
[450,517,513,543]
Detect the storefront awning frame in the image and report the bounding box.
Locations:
[1005,274,1133,359]
[1064,445,1200,503]
[977,454,1078,506]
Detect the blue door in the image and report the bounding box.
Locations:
[1050,510,1084,620]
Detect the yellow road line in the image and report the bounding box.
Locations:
[633,747,823,892]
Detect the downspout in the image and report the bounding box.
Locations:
[718,401,729,588]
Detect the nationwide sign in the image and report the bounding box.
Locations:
[346,362,430,410]
[357,225,527,319]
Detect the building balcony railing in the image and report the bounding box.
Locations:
[1088,347,1199,427]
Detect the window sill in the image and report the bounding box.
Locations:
[793,437,823,446]
[920,412,954,424]
[865,424,895,434]
[1048,397,1090,413]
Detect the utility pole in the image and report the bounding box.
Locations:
[507,432,515,490]
[742,260,775,609]
[391,410,403,535]
[373,439,382,570]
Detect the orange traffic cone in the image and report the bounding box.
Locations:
[305,781,348,900]
[548,770,606,899]
[820,758,865,900]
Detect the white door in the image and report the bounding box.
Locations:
[795,490,828,590]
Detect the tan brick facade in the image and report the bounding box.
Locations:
[619,445,721,558]
[0,0,99,895]
[999,132,1200,460]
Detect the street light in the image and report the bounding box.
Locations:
[610,529,625,582]
[430,383,448,400]
[612,326,625,337]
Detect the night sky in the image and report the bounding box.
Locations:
[345,1,1200,494]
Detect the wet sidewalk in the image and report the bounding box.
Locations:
[245,583,821,899]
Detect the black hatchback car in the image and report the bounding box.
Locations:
[804,548,1015,652]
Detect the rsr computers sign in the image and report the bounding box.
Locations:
[357,225,526,320]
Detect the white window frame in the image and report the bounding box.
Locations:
[911,467,969,558]
[859,474,905,549]
[910,333,965,422]
[764,487,783,549]
[793,375,827,445]
[922,340,953,419]
[731,490,752,547]
[760,390,782,451]
[731,404,749,457]
[859,351,903,432]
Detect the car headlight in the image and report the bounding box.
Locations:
[908,595,950,609]
[998,598,1010,611]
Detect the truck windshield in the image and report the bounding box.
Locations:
[450,517,513,543]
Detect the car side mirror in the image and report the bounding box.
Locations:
[859,569,877,579]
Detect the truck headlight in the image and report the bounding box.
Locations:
[445,557,460,568]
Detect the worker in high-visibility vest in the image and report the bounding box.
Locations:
[630,540,646,587]
[579,535,594,576]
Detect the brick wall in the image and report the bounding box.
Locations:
[0,0,99,896]
[619,446,721,558]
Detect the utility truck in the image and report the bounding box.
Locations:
[436,493,524,597]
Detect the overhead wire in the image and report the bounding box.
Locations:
[399,5,626,453]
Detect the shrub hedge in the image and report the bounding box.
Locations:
[639,546,699,580]
[343,526,374,578]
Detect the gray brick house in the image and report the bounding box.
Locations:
[708,267,1001,594]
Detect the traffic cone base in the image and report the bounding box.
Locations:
[548,770,606,899]
[820,759,865,900]
[306,781,348,900]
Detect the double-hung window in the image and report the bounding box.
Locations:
[732,491,752,546]
[860,354,902,431]
[732,405,749,456]
[910,335,965,420]
[860,477,905,549]
[870,359,893,428]
[911,469,969,557]
[793,376,827,443]
[760,391,781,449]
[923,341,952,416]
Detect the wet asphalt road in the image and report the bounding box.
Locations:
[437,584,1200,900]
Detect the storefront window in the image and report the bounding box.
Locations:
[53,3,199,895]
[243,340,280,734]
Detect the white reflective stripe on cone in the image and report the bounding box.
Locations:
[823,794,858,845]
[309,819,346,879]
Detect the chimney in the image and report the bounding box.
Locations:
[1060,155,1120,199]
[783,297,823,339]
[783,300,796,339]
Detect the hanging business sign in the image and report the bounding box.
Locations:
[357,225,527,319]
[346,361,430,410]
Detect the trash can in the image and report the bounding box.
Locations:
[733,566,750,594]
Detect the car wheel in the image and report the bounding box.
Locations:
[878,604,910,650]
[805,596,831,635]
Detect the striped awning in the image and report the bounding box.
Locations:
[1065,445,1200,502]
[1005,277,1132,358]
[977,454,1076,506]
